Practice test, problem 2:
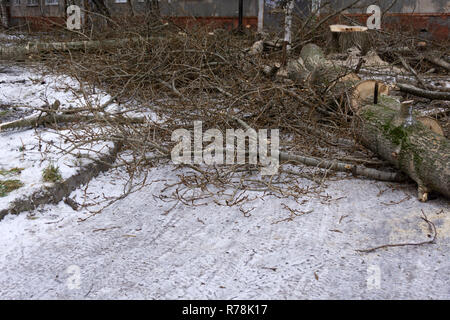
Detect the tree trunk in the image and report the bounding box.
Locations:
[358,98,449,201]
[91,0,111,18]
[329,25,370,54]
[0,39,124,59]
[0,0,9,28]
[0,38,166,60]
[284,0,294,51]
[300,44,450,201]
[298,43,360,94]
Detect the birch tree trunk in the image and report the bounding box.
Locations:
[258,0,264,33]
[284,0,294,51]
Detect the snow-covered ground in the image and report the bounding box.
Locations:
[0,63,115,110]
[0,165,448,299]
[0,64,117,214]
[0,63,449,300]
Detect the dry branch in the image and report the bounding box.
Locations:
[0,111,145,132]
[397,83,450,101]
[231,115,404,182]
[424,54,450,72]
[357,210,437,253]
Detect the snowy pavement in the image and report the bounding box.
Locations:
[0,164,448,299]
[0,63,449,300]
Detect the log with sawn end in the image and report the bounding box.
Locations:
[299,43,450,201]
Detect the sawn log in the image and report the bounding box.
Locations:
[299,44,450,201]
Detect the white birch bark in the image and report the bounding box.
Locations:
[284,0,294,51]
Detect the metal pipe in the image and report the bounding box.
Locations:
[238,0,244,31]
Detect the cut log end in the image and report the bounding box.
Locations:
[417,116,445,136]
[418,185,430,202]
[351,80,390,111]
[330,25,368,33]
[329,25,370,54]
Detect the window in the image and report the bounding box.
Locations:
[13,0,20,5]
[45,0,58,5]
[27,0,39,6]
[115,0,127,3]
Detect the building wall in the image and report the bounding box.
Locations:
[263,0,449,40]
[6,0,259,29]
[3,0,449,38]
[329,0,449,40]
[157,0,259,29]
[330,0,449,14]
[105,0,151,17]
[9,0,72,28]
[9,0,76,18]
[9,0,259,18]
[158,0,258,17]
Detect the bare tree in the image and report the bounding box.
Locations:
[90,0,111,17]
[0,0,10,28]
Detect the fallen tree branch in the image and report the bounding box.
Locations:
[0,141,122,220]
[356,210,437,253]
[377,46,450,72]
[396,53,428,89]
[0,111,146,132]
[231,115,405,182]
[279,152,405,182]
[424,54,450,72]
[398,83,450,101]
[0,37,163,60]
